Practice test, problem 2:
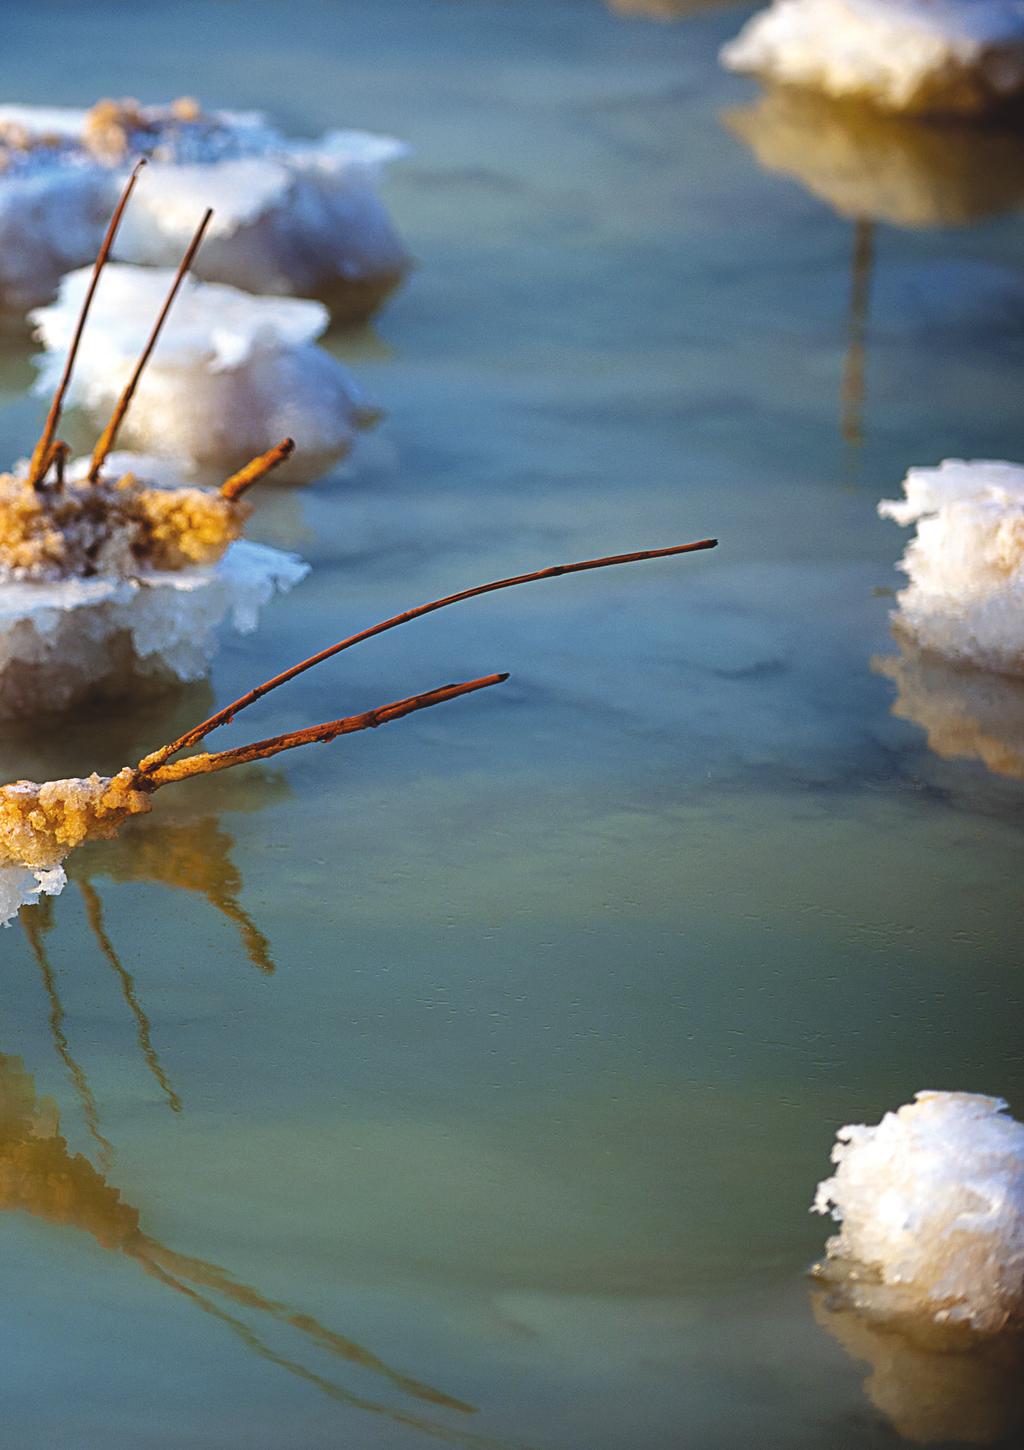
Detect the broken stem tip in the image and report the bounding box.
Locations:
[220,438,295,502]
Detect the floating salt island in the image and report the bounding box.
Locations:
[721,0,1024,118]
[879,458,1024,674]
[812,1092,1024,1333]
[32,265,379,480]
[0,535,717,926]
[0,97,410,316]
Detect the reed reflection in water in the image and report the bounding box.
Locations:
[724,87,1024,460]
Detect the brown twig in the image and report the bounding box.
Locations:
[138,539,717,775]
[28,159,146,488]
[140,674,508,787]
[38,439,70,490]
[87,206,213,483]
[220,438,295,502]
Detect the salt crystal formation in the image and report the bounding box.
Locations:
[875,643,1024,780]
[0,99,410,315]
[0,451,308,717]
[32,267,379,479]
[0,769,151,926]
[721,0,1024,118]
[879,459,1024,674]
[813,1092,1024,1333]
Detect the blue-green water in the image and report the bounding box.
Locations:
[1,2,1024,1446]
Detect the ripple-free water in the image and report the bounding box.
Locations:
[1,2,1023,1446]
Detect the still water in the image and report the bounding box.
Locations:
[1,2,1024,1446]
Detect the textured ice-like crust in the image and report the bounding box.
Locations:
[32,266,378,477]
[813,1092,1024,1333]
[0,863,65,927]
[0,535,308,718]
[721,0,1024,117]
[879,459,1024,674]
[0,104,410,313]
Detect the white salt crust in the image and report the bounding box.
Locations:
[813,1092,1024,1333]
[721,0,1024,117]
[0,863,65,927]
[32,266,379,478]
[879,459,1024,674]
[0,485,308,719]
[0,105,410,311]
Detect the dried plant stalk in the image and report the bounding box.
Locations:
[28,160,145,487]
[140,538,718,774]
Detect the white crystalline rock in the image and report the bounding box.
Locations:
[0,104,410,314]
[0,863,65,928]
[0,448,308,717]
[813,1092,1024,1333]
[879,459,1024,674]
[32,266,379,478]
[721,0,1024,117]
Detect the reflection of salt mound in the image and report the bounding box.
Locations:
[0,101,410,316]
[879,459,1024,675]
[812,1092,1024,1334]
[724,87,1024,226]
[875,642,1024,779]
[813,1291,1024,1445]
[32,267,379,479]
[721,1,1024,118]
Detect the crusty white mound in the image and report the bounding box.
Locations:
[0,451,307,717]
[880,459,1024,675]
[813,1092,1024,1333]
[32,266,379,479]
[0,862,65,927]
[722,0,1024,117]
[0,104,410,316]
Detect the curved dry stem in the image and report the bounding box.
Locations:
[88,206,214,482]
[140,674,509,788]
[139,540,717,774]
[29,159,145,487]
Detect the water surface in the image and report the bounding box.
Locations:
[1,3,1024,1446]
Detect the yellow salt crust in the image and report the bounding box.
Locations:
[81,96,205,165]
[0,769,152,871]
[0,470,246,581]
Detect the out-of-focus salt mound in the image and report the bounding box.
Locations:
[813,1291,1024,1445]
[874,641,1024,780]
[879,459,1024,675]
[32,267,379,480]
[724,87,1024,226]
[722,0,1024,118]
[0,99,410,317]
[812,1092,1024,1335]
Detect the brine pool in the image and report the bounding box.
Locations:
[2,2,1024,1446]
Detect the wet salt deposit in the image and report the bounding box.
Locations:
[813,1092,1024,1333]
[722,0,1024,117]
[32,267,379,478]
[879,458,1024,674]
[0,99,409,315]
